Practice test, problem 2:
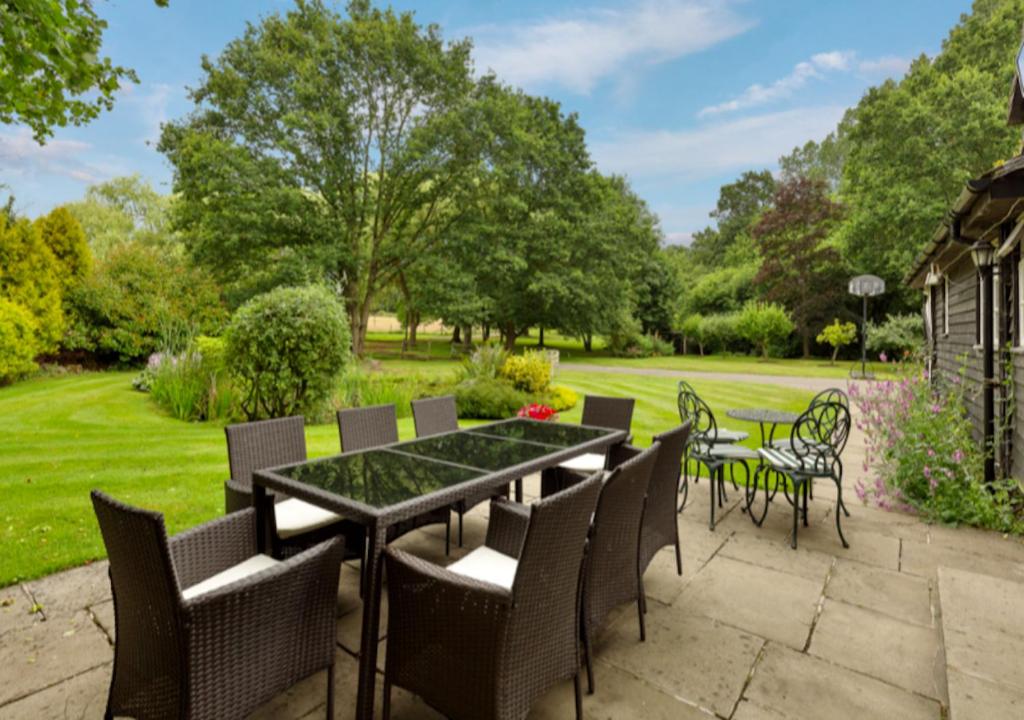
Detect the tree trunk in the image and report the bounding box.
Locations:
[503,323,518,351]
[482,324,490,341]
[583,333,592,352]
[408,311,418,347]
[537,326,545,347]
[452,325,461,345]
[462,324,473,348]
[831,346,839,365]
[699,342,704,357]
[802,332,811,358]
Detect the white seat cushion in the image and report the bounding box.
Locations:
[447,546,518,590]
[558,452,606,473]
[275,498,343,539]
[182,554,279,600]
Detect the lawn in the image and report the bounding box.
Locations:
[0,365,811,587]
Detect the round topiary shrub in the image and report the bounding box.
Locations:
[0,299,39,384]
[226,285,351,420]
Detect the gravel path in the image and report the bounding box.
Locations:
[558,362,847,393]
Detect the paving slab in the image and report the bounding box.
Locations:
[826,560,934,627]
[87,599,114,642]
[252,649,358,720]
[833,503,930,542]
[677,555,824,650]
[742,643,941,720]
[718,532,833,583]
[809,599,944,701]
[945,667,1024,720]
[0,608,113,706]
[793,522,900,571]
[0,663,110,719]
[924,524,1024,563]
[594,602,763,718]
[0,584,41,639]
[938,567,1024,701]
[643,523,728,607]
[901,538,1024,581]
[23,562,111,617]
[337,595,388,655]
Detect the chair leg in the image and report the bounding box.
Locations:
[718,466,727,505]
[327,663,335,719]
[582,622,595,694]
[382,677,391,720]
[708,465,717,531]
[802,482,809,527]
[791,483,799,550]
[835,479,850,548]
[515,477,523,503]
[637,576,647,640]
[458,511,464,547]
[445,513,451,556]
[809,478,814,500]
[674,530,683,576]
[574,672,584,719]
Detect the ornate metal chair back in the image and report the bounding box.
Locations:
[677,388,718,448]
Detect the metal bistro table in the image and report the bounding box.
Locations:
[253,417,627,720]
[726,407,799,526]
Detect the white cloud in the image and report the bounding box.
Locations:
[471,1,754,94]
[592,105,847,181]
[699,51,854,117]
[0,129,103,184]
[858,55,911,78]
[124,82,173,145]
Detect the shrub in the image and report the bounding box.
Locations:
[543,384,579,412]
[34,206,92,292]
[500,350,552,393]
[736,301,794,358]
[0,300,39,384]
[701,313,741,354]
[866,313,923,358]
[65,242,226,364]
[816,318,858,365]
[454,377,529,419]
[339,368,419,418]
[851,364,1023,532]
[0,211,64,354]
[459,343,508,382]
[681,313,706,355]
[148,337,236,422]
[226,285,351,420]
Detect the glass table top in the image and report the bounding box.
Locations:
[393,429,563,472]
[469,418,612,447]
[274,448,485,509]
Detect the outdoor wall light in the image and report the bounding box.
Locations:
[924,269,942,286]
[970,240,996,268]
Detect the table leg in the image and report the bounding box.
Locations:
[355,523,387,720]
[515,477,523,503]
[252,483,268,554]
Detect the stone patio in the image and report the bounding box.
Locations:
[3,470,1023,720]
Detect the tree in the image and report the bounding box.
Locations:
[161,0,485,354]
[0,211,63,353]
[34,206,92,292]
[681,313,705,355]
[816,318,857,365]
[753,177,846,357]
[779,113,852,192]
[1,0,168,142]
[65,175,175,258]
[688,170,775,268]
[736,301,794,359]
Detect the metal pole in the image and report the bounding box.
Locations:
[861,295,867,377]
[982,264,995,485]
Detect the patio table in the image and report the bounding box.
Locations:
[253,417,627,720]
[726,407,800,526]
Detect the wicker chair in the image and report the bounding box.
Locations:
[677,388,759,530]
[756,401,852,549]
[383,474,603,720]
[337,404,453,554]
[224,415,362,559]
[411,395,507,547]
[579,442,660,694]
[676,380,747,510]
[541,395,635,497]
[638,422,691,579]
[91,491,343,720]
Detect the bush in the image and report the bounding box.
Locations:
[458,343,508,382]
[816,318,858,365]
[542,384,578,412]
[681,313,705,355]
[0,211,64,354]
[454,377,529,420]
[500,350,552,393]
[701,313,741,354]
[148,337,236,422]
[736,301,794,358]
[339,368,419,418]
[34,206,92,292]
[0,300,39,384]
[852,364,1023,533]
[65,243,226,364]
[226,285,351,420]
[866,313,923,359]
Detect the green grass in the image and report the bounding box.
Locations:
[0,366,811,587]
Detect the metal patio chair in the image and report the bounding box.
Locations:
[676,380,748,510]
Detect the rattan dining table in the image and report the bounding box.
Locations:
[253,417,627,720]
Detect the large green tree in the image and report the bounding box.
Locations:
[64,175,175,258]
[1,0,167,142]
[160,0,485,354]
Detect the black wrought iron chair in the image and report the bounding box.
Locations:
[91,491,343,720]
[676,380,748,509]
[338,404,454,557]
[541,395,635,497]
[755,400,852,549]
[411,395,507,547]
[677,388,758,530]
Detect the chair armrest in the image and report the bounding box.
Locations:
[485,498,531,558]
[182,537,345,699]
[385,548,510,703]
[169,508,258,590]
[607,443,642,470]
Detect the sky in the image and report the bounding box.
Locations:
[0,0,973,244]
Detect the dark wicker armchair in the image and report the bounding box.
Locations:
[411,395,507,547]
[224,415,362,559]
[383,474,603,720]
[639,422,691,579]
[91,491,343,720]
[579,442,660,694]
[337,404,453,554]
[541,395,635,497]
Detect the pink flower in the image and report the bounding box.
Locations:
[952,449,964,464]
[879,352,888,362]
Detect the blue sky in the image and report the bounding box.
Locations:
[0,0,971,243]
